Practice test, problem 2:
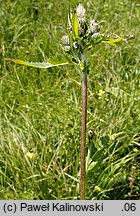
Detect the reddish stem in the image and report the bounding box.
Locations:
[80,72,87,200]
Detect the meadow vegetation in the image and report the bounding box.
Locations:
[0,0,140,199]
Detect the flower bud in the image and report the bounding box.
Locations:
[61,35,69,46]
[90,19,100,34]
[76,4,87,37]
[76,4,86,19]
[61,35,71,51]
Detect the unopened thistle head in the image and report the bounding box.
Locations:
[61,35,70,51]
[61,35,69,46]
[90,19,100,35]
[76,4,87,36]
[76,3,86,19]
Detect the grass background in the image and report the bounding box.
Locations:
[0,0,140,199]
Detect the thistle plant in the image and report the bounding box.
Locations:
[4,4,133,200]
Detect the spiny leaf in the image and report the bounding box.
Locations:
[105,36,127,46]
[4,58,69,68]
[91,34,134,47]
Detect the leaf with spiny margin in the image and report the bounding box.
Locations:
[105,35,134,46]
[90,34,134,48]
[4,57,69,68]
[106,36,126,46]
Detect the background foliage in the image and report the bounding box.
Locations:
[0,0,140,199]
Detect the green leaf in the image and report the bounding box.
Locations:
[72,10,79,39]
[90,34,134,47]
[68,7,72,27]
[48,55,69,65]
[4,58,69,68]
[105,36,126,46]
[91,34,110,47]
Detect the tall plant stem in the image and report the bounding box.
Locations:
[80,64,87,200]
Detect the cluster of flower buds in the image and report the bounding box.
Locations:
[61,4,103,57]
